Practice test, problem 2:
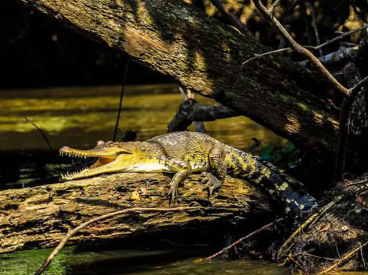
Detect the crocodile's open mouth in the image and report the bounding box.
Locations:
[59,146,119,181]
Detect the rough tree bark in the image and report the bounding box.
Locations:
[0,173,272,254]
[16,0,339,152]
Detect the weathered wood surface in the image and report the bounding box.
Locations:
[17,0,339,151]
[0,173,272,254]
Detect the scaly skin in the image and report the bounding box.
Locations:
[60,132,318,220]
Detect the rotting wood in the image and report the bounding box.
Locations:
[0,173,272,254]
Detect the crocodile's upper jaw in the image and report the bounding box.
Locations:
[59,145,132,181]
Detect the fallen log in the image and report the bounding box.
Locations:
[0,173,272,254]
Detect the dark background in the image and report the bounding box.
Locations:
[0,0,172,90]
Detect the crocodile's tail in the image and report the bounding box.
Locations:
[226,148,318,221]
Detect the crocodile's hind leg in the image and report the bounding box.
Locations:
[202,145,227,197]
[161,156,192,204]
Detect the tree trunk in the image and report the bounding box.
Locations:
[17,0,338,152]
[0,173,272,254]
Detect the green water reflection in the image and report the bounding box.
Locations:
[0,84,286,151]
[0,247,290,275]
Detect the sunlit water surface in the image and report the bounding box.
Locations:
[0,84,286,151]
[0,247,290,275]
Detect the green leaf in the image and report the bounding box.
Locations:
[260,145,274,159]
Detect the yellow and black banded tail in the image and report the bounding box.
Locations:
[226,148,318,221]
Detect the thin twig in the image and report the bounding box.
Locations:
[25,117,53,151]
[307,1,323,56]
[288,255,308,274]
[360,242,366,269]
[296,252,336,261]
[300,1,313,46]
[253,0,350,96]
[209,0,252,36]
[334,97,350,181]
[242,48,291,65]
[350,75,368,94]
[34,206,200,275]
[269,0,281,14]
[319,240,368,274]
[347,178,368,186]
[113,59,130,142]
[242,24,368,65]
[25,117,63,174]
[315,24,368,50]
[334,62,359,181]
[195,217,285,262]
[335,243,341,259]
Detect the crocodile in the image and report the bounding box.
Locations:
[60,131,318,221]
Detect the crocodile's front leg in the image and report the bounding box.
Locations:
[202,145,227,196]
[160,156,192,204]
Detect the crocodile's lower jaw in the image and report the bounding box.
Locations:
[60,147,117,180]
[61,157,116,180]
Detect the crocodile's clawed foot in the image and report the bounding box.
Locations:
[168,183,178,205]
[201,172,222,198]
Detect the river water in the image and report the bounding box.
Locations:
[0,85,357,275]
[0,84,286,151]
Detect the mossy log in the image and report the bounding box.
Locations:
[17,0,339,152]
[0,173,272,254]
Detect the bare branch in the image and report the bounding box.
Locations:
[307,1,323,56]
[300,1,313,46]
[269,0,281,14]
[253,0,350,97]
[196,217,285,262]
[25,117,53,151]
[315,24,368,50]
[113,59,130,141]
[243,24,368,65]
[350,75,368,94]
[242,48,291,65]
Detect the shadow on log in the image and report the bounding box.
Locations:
[0,173,273,254]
